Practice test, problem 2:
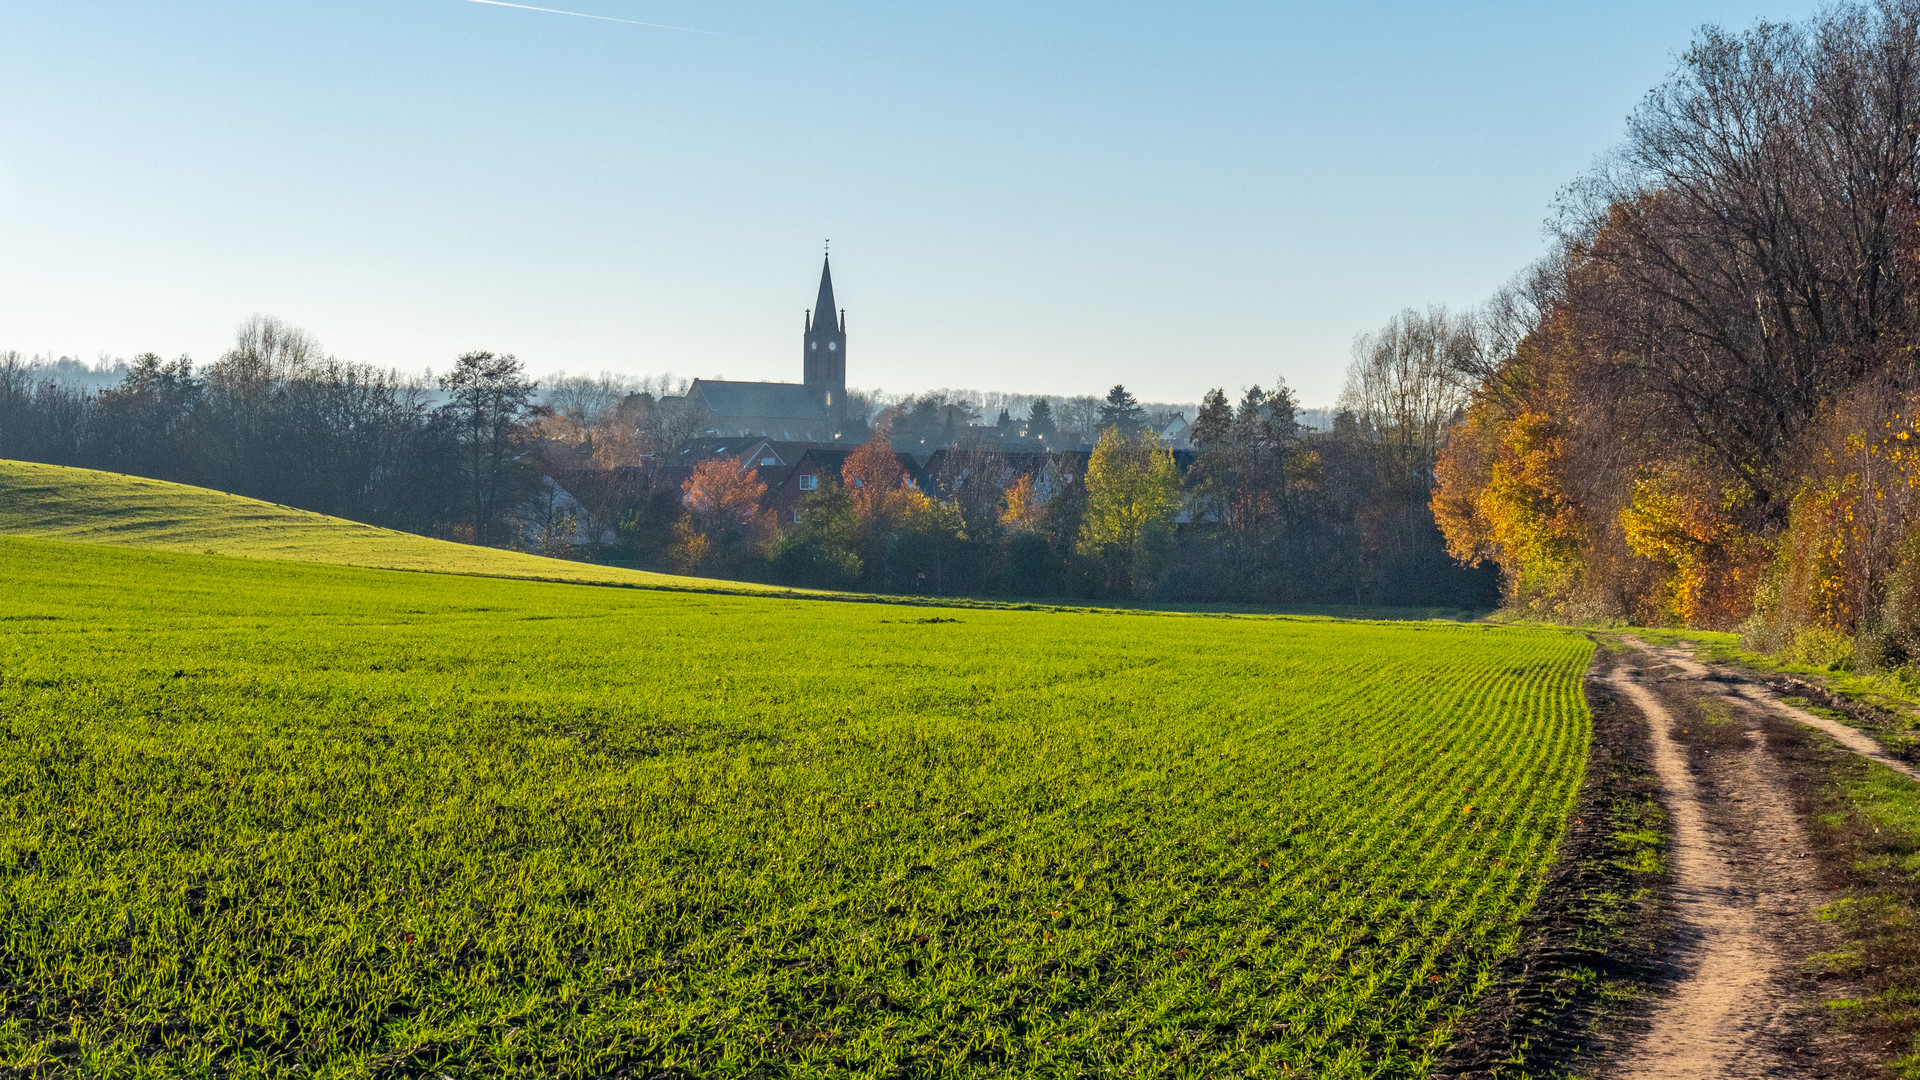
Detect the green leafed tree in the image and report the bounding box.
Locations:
[1076,426,1181,596]
[767,483,863,588]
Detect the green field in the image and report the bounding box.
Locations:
[0,460,788,596]
[0,466,1595,1077]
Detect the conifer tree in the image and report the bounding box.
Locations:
[1025,397,1057,442]
[1098,385,1145,436]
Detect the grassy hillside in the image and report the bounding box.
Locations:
[0,459,788,595]
[0,536,1592,1077]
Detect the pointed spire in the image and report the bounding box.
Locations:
[814,254,836,325]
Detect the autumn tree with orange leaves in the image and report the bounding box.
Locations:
[672,457,767,574]
[839,428,969,593]
[842,429,926,531]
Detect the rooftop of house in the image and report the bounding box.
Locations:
[672,437,829,469]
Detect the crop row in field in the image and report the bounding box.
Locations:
[0,536,1591,1077]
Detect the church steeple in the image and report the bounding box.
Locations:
[814,257,837,328]
[803,251,846,399]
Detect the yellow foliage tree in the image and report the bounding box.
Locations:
[1000,472,1045,532]
[1076,427,1181,595]
[1769,402,1920,641]
[1434,402,1586,610]
[1618,470,1763,628]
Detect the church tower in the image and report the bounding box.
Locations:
[802,254,846,402]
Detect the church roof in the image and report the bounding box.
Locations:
[686,379,839,441]
[688,379,828,423]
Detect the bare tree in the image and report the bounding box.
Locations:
[1056,395,1103,445]
[639,393,711,455]
[544,373,633,436]
[1559,0,1920,510]
[1340,306,1475,474]
[206,315,324,395]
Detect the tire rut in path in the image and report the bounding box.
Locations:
[1604,645,1839,1079]
[1630,640,1920,783]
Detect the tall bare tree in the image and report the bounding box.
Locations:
[1340,306,1475,476]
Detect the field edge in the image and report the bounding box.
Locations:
[1434,642,1674,1078]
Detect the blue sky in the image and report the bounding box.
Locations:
[1,1,1816,405]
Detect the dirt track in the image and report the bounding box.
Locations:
[1601,640,1876,1078]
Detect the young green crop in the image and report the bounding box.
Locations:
[0,459,790,595]
[0,536,1591,1077]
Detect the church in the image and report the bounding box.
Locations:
[684,255,859,442]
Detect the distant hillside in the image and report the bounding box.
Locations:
[0,459,791,595]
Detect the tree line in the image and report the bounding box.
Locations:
[547,373,1488,606]
[1,318,1494,608]
[0,320,578,545]
[1433,0,1920,665]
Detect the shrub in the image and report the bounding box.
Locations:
[1782,625,1855,672]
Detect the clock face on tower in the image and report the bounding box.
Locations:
[828,341,837,352]
[810,342,817,350]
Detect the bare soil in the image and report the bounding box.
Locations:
[1594,639,1883,1079]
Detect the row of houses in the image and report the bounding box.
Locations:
[529,426,1205,547]
[644,437,1109,526]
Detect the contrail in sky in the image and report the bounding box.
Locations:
[455,0,727,36]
